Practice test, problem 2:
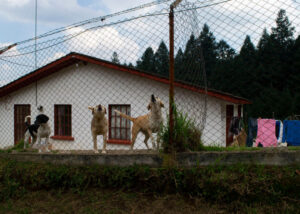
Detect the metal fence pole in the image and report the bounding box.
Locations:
[169,5,175,153]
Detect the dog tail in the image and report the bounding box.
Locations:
[24,115,31,127]
[114,110,135,122]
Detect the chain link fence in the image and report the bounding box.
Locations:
[0,0,299,153]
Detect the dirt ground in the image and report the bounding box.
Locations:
[0,189,298,214]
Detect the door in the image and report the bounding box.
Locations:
[226,105,234,146]
[14,105,31,145]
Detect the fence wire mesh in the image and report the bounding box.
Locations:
[0,0,299,153]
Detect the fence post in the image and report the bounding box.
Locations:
[169,5,175,153]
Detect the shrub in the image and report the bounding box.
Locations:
[158,105,204,153]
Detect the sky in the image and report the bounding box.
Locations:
[0,0,157,45]
[0,0,299,87]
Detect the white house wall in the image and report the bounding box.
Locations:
[0,62,230,150]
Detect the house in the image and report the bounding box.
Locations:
[0,52,250,151]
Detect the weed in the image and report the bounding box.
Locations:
[158,105,204,153]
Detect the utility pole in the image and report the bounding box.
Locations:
[169,0,182,153]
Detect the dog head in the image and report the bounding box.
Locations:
[147,94,164,111]
[88,104,107,117]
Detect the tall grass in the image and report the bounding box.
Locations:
[158,105,204,153]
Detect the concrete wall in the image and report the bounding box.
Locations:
[0,62,237,150]
[2,150,300,166]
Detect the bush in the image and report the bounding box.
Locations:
[0,158,299,207]
[158,105,204,153]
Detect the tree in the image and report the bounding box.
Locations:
[216,40,235,61]
[111,51,120,64]
[175,48,184,80]
[198,24,218,79]
[271,9,295,48]
[240,35,256,60]
[136,47,156,73]
[154,41,169,76]
[182,34,203,83]
[257,29,270,50]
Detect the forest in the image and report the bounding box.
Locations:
[114,9,300,120]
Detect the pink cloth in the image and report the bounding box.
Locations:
[255,119,277,147]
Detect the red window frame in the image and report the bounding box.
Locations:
[14,104,31,145]
[51,105,74,141]
[108,105,131,145]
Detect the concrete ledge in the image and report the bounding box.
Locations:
[1,150,300,167]
[0,153,163,167]
[176,150,300,166]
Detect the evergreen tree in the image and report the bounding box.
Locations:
[154,41,169,76]
[271,9,295,48]
[289,35,300,114]
[128,63,134,68]
[257,29,270,50]
[198,24,218,79]
[210,40,235,91]
[216,40,235,61]
[240,35,256,60]
[136,47,156,73]
[180,34,198,82]
[175,48,184,80]
[111,51,120,64]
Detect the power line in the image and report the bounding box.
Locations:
[0,0,233,59]
[4,0,172,48]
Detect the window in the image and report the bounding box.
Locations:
[53,105,73,140]
[14,105,30,145]
[108,105,131,144]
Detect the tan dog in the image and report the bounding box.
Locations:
[88,104,108,154]
[114,94,164,150]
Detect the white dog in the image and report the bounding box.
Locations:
[24,105,51,151]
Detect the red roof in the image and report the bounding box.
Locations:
[0,52,251,104]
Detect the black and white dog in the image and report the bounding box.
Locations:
[24,105,51,150]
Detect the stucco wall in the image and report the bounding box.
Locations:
[0,62,235,150]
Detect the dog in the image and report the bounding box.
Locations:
[114,94,164,150]
[24,105,51,151]
[88,104,108,154]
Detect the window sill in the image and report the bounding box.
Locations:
[51,136,75,141]
[107,139,131,145]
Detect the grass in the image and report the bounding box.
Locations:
[158,105,204,153]
[0,190,221,214]
[202,145,300,151]
[287,146,300,150]
[0,140,38,154]
[203,146,261,151]
[0,158,299,213]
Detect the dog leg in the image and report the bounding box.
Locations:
[93,134,99,154]
[44,137,50,152]
[143,132,150,150]
[130,127,139,150]
[24,131,30,149]
[102,134,107,154]
[31,137,37,148]
[147,130,156,150]
[37,135,42,145]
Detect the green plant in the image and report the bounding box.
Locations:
[0,140,39,154]
[158,105,204,153]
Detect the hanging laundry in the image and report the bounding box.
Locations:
[255,119,277,147]
[246,118,257,147]
[276,120,283,144]
[282,120,300,146]
[229,117,242,136]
